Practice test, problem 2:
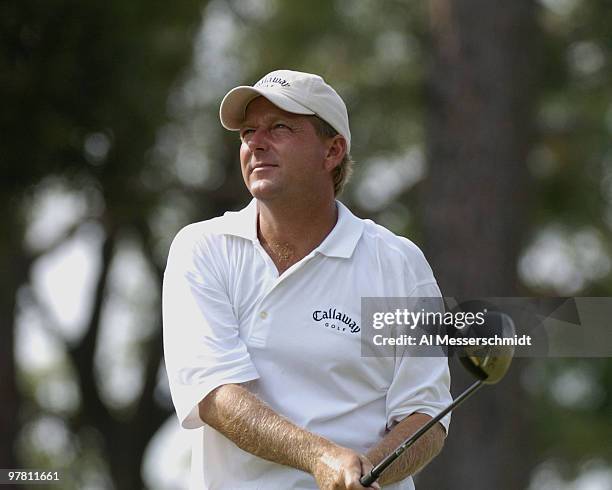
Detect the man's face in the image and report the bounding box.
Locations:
[239,96,333,201]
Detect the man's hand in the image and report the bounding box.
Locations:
[312,445,380,490]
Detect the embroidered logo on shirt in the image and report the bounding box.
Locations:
[312,308,360,333]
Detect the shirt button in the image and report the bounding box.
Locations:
[259,311,268,320]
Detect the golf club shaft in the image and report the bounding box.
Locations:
[360,379,484,487]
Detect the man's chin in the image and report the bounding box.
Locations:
[249,181,281,200]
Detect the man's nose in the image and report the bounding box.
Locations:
[247,128,269,152]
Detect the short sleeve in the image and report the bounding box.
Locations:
[162,225,260,429]
[385,282,452,432]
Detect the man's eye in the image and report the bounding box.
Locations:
[273,123,289,130]
[240,129,254,139]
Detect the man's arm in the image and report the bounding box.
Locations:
[199,383,380,490]
[365,412,445,486]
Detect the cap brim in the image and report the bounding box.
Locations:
[219,86,315,130]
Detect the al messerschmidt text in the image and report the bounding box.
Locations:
[373,334,532,347]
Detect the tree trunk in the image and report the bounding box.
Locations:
[417,1,538,489]
[0,200,28,490]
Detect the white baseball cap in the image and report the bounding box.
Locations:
[219,69,351,152]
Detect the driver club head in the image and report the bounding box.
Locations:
[456,310,516,384]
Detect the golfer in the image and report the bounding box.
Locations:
[163,69,452,490]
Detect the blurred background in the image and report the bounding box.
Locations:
[1,0,611,488]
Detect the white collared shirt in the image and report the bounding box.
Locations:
[162,199,451,490]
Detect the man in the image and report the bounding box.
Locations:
[163,69,451,489]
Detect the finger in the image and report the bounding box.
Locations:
[358,457,380,490]
[345,458,369,490]
[344,468,361,489]
[345,475,377,489]
[346,474,380,490]
[359,455,375,473]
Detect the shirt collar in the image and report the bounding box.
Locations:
[219,198,364,259]
[218,198,259,241]
[316,200,364,258]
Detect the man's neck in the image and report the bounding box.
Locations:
[257,197,338,274]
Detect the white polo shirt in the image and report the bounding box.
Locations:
[162,199,451,490]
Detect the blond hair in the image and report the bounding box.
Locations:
[309,116,354,196]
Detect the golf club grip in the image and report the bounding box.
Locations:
[359,433,412,486]
[360,472,376,487]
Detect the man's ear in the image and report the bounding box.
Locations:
[324,135,347,172]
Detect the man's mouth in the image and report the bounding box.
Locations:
[251,163,278,172]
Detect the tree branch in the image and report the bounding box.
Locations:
[66,222,117,432]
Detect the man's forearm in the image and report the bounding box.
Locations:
[198,383,334,474]
[365,413,445,486]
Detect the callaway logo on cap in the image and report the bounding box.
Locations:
[219,69,351,152]
[255,74,291,88]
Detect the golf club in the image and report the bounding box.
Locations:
[360,310,516,487]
